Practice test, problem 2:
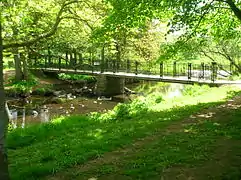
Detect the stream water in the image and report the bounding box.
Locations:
[7,82,185,128]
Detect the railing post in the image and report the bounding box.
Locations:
[105,59,108,71]
[188,63,192,80]
[65,52,68,68]
[113,60,116,73]
[70,52,73,68]
[44,55,47,69]
[201,62,205,79]
[74,49,77,70]
[160,62,163,78]
[34,55,37,67]
[135,61,138,75]
[79,53,83,65]
[173,61,177,77]
[48,47,51,66]
[91,58,94,73]
[58,57,61,71]
[101,47,105,73]
[116,60,120,73]
[127,60,130,73]
[211,62,217,82]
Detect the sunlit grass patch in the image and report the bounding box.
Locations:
[7,85,241,180]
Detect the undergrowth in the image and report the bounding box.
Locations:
[58,73,96,83]
[5,73,38,95]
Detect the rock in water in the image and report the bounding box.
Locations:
[32,110,38,117]
[53,91,62,96]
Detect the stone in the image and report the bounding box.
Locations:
[53,90,62,96]
[95,75,125,96]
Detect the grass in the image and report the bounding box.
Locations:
[7,85,241,180]
[72,109,241,180]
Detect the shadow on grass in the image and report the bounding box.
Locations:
[7,98,230,180]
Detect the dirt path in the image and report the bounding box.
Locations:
[48,94,241,180]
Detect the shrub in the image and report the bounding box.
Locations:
[12,81,36,94]
[113,103,130,120]
[129,99,148,116]
[58,73,96,83]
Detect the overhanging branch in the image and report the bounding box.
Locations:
[3,0,81,50]
[225,0,241,21]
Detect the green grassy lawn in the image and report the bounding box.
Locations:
[7,85,241,180]
[65,107,241,180]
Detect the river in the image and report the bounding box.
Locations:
[7,82,185,128]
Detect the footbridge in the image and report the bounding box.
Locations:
[30,53,241,95]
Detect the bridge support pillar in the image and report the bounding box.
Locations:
[95,75,124,96]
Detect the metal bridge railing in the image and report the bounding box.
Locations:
[30,53,233,82]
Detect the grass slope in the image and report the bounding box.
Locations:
[7,85,241,180]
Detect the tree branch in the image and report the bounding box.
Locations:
[201,50,233,75]
[208,48,241,72]
[225,0,241,21]
[67,9,94,30]
[3,0,80,49]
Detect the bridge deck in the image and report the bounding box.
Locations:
[39,68,241,85]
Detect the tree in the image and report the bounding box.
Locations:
[0,1,87,178]
[104,0,241,62]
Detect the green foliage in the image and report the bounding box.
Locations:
[129,99,148,115]
[113,103,130,120]
[155,95,163,103]
[182,84,211,97]
[5,73,38,94]
[90,98,148,122]
[12,83,31,95]
[3,56,15,70]
[225,90,241,100]
[229,74,241,81]
[58,73,96,83]
[11,80,37,95]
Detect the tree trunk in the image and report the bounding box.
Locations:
[21,53,28,80]
[13,48,23,81]
[12,27,23,81]
[0,14,10,180]
[226,0,241,21]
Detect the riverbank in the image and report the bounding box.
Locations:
[4,70,116,127]
[7,85,241,180]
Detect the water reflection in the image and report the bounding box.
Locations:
[7,96,118,127]
[7,82,186,128]
[22,108,25,128]
[10,109,18,129]
[40,106,50,123]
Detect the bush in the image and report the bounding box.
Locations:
[129,99,148,115]
[58,73,96,83]
[113,103,130,120]
[12,80,36,94]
